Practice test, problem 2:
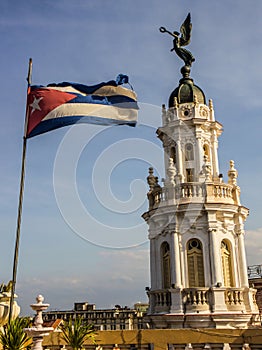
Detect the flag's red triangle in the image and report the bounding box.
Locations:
[26,88,77,136]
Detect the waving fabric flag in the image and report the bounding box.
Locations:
[26,75,138,138]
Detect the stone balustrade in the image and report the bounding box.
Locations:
[182,288,210,312]
[147,182,237,210]
[176,183,205,200]
[147,287,252,316]
[224,288,244,311]
[225,288,243,305]
[206,183,234,204]
[148,290,171,313]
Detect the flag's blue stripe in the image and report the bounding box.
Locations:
[68,94,138,109]
[46,80,118,95]
[27,116,136,138]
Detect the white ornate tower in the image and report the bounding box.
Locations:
[143,19,259,328]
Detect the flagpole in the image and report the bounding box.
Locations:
[9,58,32,323]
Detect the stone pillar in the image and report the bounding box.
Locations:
[170,231,182,288]
[176,140,184,182]
[209,229,223,285]
[150,238,157,290]
[195,136,203,180]
[211,131,219,178]
[238,233,249,287]
[173,231,182,287]
[211,287,227,313]
[180,245,186,287]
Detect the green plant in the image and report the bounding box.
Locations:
[59,316,96,350]
[0,317,31,350]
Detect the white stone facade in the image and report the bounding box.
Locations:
[142,98,259,329]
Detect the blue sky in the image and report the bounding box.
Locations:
[0,0,262,315]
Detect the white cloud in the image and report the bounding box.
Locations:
[245,228,262,266]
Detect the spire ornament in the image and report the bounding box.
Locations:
[160,13,195,78]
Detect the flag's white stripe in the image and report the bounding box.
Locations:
[95,85,137,100]
[46,85,137,100]
[42,103,138,122]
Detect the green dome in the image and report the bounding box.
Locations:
[168,77,206,108]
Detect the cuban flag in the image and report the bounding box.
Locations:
[25,75,138,138]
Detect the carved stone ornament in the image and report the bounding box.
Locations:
[162,133,176,148]
[147,167,156,190]
[166,158,177,184]
[199,105,209,118]
[201,138,210,147]
[0,291,20,326]
[180,104,193,119]
[184,136,196,146]
[228,160,238,185]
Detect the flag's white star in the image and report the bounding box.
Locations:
[30,96,43,114]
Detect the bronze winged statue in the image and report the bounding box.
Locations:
[160,13,195,67]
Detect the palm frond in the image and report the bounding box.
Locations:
[59,316,96,350]
[0,317,32,350]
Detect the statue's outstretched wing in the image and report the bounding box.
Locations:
[179,13,192,47]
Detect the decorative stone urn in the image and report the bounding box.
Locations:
[0,291,20,326]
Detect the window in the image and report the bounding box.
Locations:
[221,240,234,287]
[187,239,205,287]
[186,168,194,182]
[161,242,171,289]
[185,143,194,161]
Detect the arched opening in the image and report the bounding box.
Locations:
[221,240,234,287]
[170,146,177,164]
[161,242,171,289]
[187,239,205,287]
[185,143,194,161]
[203,144,210,159]
[186,168,194,182]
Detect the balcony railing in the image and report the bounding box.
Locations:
[224,288,244,311]
[182,288,211,312]
[147,287,251,315]
[147,182,235,210]
[176,183,205,200]
[148,290,171,313]
[225,288,243,305]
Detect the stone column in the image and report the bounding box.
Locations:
[170,229,184,314]
[196,137,203,181]
[176,140,184,182]
[211,131,219,178]
[237,233,249,287]
[174,231,182,287]
[209,229,222,285]
[170,231,182,288]
[150,238,157,290]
